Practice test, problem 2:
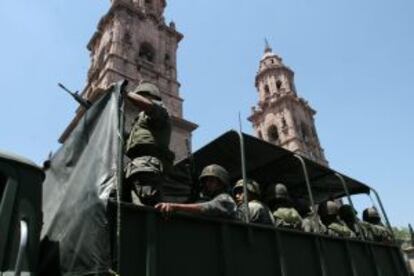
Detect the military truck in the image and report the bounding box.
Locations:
[0,82,410,275]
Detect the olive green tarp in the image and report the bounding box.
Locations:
[176,130,371,204]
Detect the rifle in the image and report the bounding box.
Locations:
[58,83,92,109]
[185,138,199,202]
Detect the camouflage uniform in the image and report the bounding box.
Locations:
[265,183,303,230]
[319,201,356,238]
[302,214,327,234]
[198,193,237,219]
[339,204,366,239]
[124,83,174,206]
[273,207,303,230]
[233,179,274,225]
[197,164,237,219]
[361,207,393,243]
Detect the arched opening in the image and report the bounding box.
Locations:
[164,53,171,63]
[145,0,153,9]
[267,125,279,142]
[258,130,263,139]
[139,42,156,63]
[264,85,270,96]
[276,80,282,90]
[301,122,309,142]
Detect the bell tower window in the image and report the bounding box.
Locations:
[301,122,309,142]
[267,125,279,142]
[139,42,155,63]
[276,80,282,91]
[264,85,270,97]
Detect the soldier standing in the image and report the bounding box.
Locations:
[124,82,174,206]
[233,179,274,225]
[319,201,356,238]
[265,183,303,230]
[155,164,237,219]
[361,207,393,243]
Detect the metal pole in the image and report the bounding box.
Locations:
[294,154,318,231]
[238,114,250,223]
[14,220,28,276]
[370,187,395,240]
[335,173,368,241]
[334,173,355,210]
[116,81,127,273]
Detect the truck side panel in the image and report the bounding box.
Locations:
[111,203,409,276]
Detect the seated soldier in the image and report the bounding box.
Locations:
[232,179,274,225]
[361,207,393,243]
[339,204,366,239]
[298,201,327,234]
[319,200,356,238]
[155,164,237,219]
[265,183,303,230]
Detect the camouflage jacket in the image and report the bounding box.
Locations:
[198,193,237,219]
[126,101,172,161]
[326,221,356,238]
[360,222,393,243]
[236,200,274,225]
[302,215,327,234]
[273,207,303,230]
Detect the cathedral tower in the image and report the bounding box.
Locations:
[248,42,328,166]
[60,0,197,161]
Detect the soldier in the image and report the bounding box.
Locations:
[265,183,303,230]
[361,207,393,243]
[124,82,174,206]
[232,179,274,225]
[299,203,327,234]
[155,164,237,219]
[318,200,356,238]
[339,204,366,239]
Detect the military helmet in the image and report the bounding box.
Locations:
[362,207,380,222]
[132,82,162,101]
[233,179,261,196]
[265,183,289,203]
[339,204,357,219]
[199,164,230,187]
[326,201,339,215]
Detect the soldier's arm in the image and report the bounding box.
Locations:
[126,92,153,112]
[155,202,204,214]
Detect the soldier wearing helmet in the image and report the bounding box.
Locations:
[361,207,393,243]
[318,200,356,238]
[339,204,365,239]
[265,183,303,230]
[232,179,274,225]
[124,81,174,206]
[155,164,237,219]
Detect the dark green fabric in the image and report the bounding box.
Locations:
[40,82,123,275]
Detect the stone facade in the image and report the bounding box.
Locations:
[249,43,328,166]
[60,0,197,162]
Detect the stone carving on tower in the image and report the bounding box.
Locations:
[59,0,197,161]
[249,42,328,166]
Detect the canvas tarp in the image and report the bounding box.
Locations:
[176,130,371,204]
[40,82,124,275]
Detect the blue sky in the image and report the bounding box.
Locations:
[0,1,413,226]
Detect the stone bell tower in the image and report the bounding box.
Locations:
[248,42,328,166]
[60,0,197,161]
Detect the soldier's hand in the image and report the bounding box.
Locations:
[155,202,175,213]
